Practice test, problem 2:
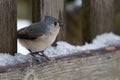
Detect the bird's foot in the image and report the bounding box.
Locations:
[38,52,50,61]
[30,52,44,66]
[29,51,50,66]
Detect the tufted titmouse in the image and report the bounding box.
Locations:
[17,16,64,62]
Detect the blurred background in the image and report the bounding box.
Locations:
[17,0,120,45]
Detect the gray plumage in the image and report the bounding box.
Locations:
[17,16,59,40]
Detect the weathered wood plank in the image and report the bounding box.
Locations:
[82,0,114,43]
[0,0,17,54]
[0,47,120,80]
[32,0,40,23]
[90,0,115,39]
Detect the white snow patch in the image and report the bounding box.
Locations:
[44,32,120,57]
[0,53,32,66]
[17,19,31,30]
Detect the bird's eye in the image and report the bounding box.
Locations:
[54,22,57,26]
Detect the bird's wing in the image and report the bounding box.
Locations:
[17,22,48,40]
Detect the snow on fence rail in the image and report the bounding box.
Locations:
[0,46,120,80]
[0,33,120,80]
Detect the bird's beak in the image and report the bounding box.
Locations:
[59,23,64,27]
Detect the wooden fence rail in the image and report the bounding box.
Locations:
[0,46,120,80]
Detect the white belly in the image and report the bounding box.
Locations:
[19,28,60,52]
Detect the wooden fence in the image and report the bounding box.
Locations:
[0,0,120,80]
[0,46,120,80]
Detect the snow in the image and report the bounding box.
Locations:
[0,53,32,66]
[44,32,120,57]
[17,19,31,30]
[0,19,120,67]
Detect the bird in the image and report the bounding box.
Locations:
[17,16,64,63]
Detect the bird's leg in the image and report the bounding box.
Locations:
[30,52,40,63]
[28,49,43,64]
[27,49,49,63]
[39,50,50,60]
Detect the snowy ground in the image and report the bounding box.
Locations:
[0,19,120,67]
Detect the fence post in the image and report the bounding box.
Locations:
[32,0,40,23]
[90,0,114,39]
[82,0,91,43]
[0,0,17,55]
[82,0,114,43]
[32,0,65,41]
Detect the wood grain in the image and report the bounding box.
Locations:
[0,0,17,54]
[0,46,120,80]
